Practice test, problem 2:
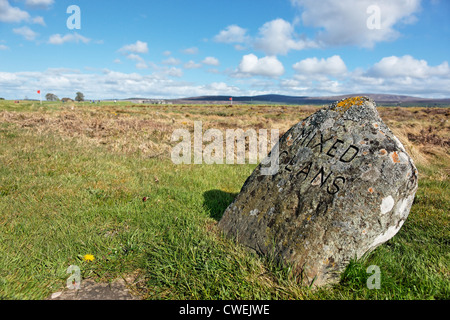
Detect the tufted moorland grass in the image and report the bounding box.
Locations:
[0,100,448,300]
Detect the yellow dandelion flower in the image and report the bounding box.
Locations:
[83,254,95,262]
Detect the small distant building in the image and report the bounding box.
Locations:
[125,99,171,105]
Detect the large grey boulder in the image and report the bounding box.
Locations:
[218,97,418,287]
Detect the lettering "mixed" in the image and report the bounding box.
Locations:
[279,128,359,195]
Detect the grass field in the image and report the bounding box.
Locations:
[0,100,448,300]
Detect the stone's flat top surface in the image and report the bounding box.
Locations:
[218,97,418,287]
[48,278,140,300]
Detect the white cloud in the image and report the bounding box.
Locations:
[0,71,21,88]
[201,82,240,95]
[0,69,244,100]
[215,0,421,54]
[279,54,450,98]
[254,18,317,55]
[135,62,148,70]
[48,33,91,45]
[125,54,148,69]
[32,16,45,26]
[0,0,30,23]
[162,50,171,56]
[146,63,185,78]
[126,54,144,62]
[237,54,285,77]
[202,57,219,66]
[0,44,9,50]
[182,47,199,55]
[291,0,421,48]
[366,55,449,79]
[1,55,449,100]
[350,55,450,96]
[234,44,247,51]
[163,67,183,78]
[119,40,148,54]
[214,25,249,43]
[162,57,181,65]
[25,0,54,9]
[184,60,202,69]
[293,55,347,77]
[206,68,220,74]
[13,26,39,41]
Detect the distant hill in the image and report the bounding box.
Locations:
[170,93,450,106]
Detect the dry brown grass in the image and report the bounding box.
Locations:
[1,103,448,173]
[378,107,449,173]
[0,104,319,160]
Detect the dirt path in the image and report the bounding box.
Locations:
[47,278,141,300]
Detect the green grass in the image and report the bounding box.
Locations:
[0,102,448,300]
[0,122,268,299]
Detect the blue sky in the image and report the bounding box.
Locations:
[0,0,449,100]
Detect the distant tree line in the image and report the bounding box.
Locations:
[75,92,84,102]
[0,93,86,102]
[45,92,85,102]
[45,93,59,101]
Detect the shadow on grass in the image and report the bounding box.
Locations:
[203,189,238,221]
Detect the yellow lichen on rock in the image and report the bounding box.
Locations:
[332,96,367,113]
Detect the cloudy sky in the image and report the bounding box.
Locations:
[0,0,449,100]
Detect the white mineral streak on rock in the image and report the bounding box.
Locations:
[380,196,395,214]
[392,135,407,152]
[370,220,405,250]
[249,209,259,216]
[399,151,409,163]
[395,194,414,218]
